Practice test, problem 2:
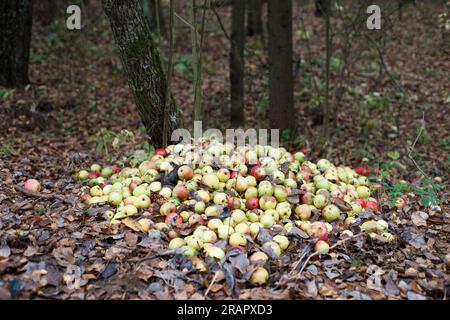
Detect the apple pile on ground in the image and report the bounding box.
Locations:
[75,141,397,286]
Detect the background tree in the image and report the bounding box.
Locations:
[0,0,33,89]
[144,0,166,38]
[247,0,263,36]
[267,0,294,136]
[230,0,246,126]
[103,0,178,146]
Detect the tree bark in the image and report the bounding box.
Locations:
[230,0,246,126]
[268,0,294,135]
[314,0,331,17]
[103,0,178,146]
[0,0,33,89]
[247,0,263,36]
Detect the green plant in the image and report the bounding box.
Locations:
[414,178,443,207]
[87,128,135,158]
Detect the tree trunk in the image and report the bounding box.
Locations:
[247,0,263,36]
[268,0,294,135]
[103,0,178,146]
[34,0,56,26]
[146,0,166,38]
[0,0,33,89]
[230,0,246,126]
[314,0,330,17]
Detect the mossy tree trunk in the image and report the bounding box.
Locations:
[0,0,33,89]
[268,0,294,136]
[103,0,178,147]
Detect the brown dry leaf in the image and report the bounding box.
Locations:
[23,246,38,257]
[411,211,428,227]
[52,247,75,267]
[122,218,145,232]
[136,263,154,282]
[124,232,138,247]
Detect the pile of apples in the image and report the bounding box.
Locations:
[76,140,393,285]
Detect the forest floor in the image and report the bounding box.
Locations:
[0,2,449,299]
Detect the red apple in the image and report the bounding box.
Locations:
[112,164,120,173]
[366,200,380,212]
[246,197,259,210]
[353,198,367,208]
[227,197,241,210]
[355,167,369,176]
[173,185,188,201]
[165,213,183,226]
[310,221,328,241]
[88,171,100,179]
[24,179,41,192]
[250,165,266,181]
[155,148,167,157]
[230,170,239,179]
[177,165,193,181]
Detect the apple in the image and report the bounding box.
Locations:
[394,197,406,209]
[262,241,281,256]
[123,204,138,216]
[309,221,328,240]
[273,235,289,250]
[250,267,269,285]
[250,251,269,264]
[216,168,231,182]
[274,186,288,202]
[322,204,341,222]
[173,185,188,201]
[258,181,274,197]
[353,198,367,208]
[205,205,220,217]
[78,170,89,180]
[90,164,101,172]
[245,176,257,187]
[108,191,123,206]
[260,213,275,227]
[160,202,177,215]
[181,246,198,257]
[276,202,292,219]
[169,238,186,250]
[218,225,235,239]
[246,197,259,210]
[259,195,277,211]
[205,246,225,260]
[283,178,297,189]
[24,179,41,192]
[159,187,172,199]
[135,195,151,209]
[235,176,249,193]
[301,192,314,205]
[207,218,223,231]
[244,187,258,200]
[234,222,250,235]
[88,171,100,179]
[366,200,379,212]
[356,186,370,198]
[251,165,266,181]
[355,166,369,176]
[202,173,220,190]
[201,230,218,243]
[155,148,167,157]
[227,197,241,210]
[314,240,330,254]
[213,192,228,205]
[132,185,149,197]
[229,232,247,246]
[194,201,206,213]
[231,209,246,224]
[295,204,311,220]
[313,194,328,209]
[90,185,103,197]
[177,165,193,180]
[184,235,204,250]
